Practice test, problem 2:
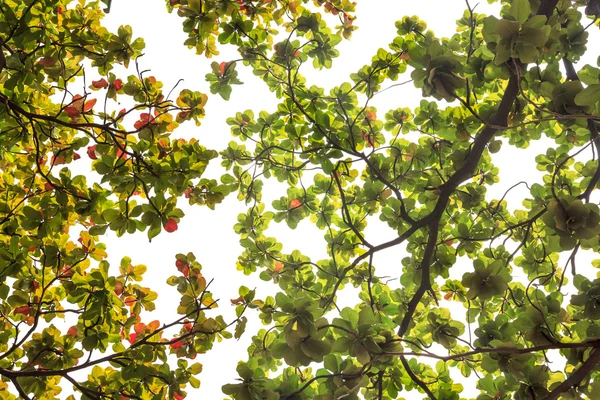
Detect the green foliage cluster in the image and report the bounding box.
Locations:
[1,0,600,399]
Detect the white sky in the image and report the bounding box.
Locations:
[46,1,600,398]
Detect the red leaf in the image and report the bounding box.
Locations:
[128,333,137,344]
[38,57,55,67]
[174,393,186,400]
[113,79,123,91]
[13,305,31,316]
[134,113,156,130]
[176,259,187,272]
[164,218,178,233]
[114,281,124,296]
[177,111,191,121]
[184,187,193,198]
[51,155,65,165]
[65,95,85,118]
[64,105,80,119]
[73,153,81,160]
[87,145,98,160]
[67,326,77,336]
[170,338,185,349]
[92,78,109,89]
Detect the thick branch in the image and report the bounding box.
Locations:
[543,349,600,400]
[398,218,441,337]
[538,0,559,18]
[383,340,600,361]
[580,120,600,202]
[396,73,520,337]
[8,376,31,400]
[561,57,600,203]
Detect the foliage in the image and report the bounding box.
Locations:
[2,0,600,399]
[194,0,600,398]
[0,0,254,398]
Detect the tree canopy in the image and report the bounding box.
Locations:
[1,0,600,399]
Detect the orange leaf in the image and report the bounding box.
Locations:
[274,261,284,273]
[289,199,302,208]
[71,94,84,108]
[83,99,97,112]
[133,322,146,335]
[116,147,127,159]
[147,320,160,332]
[124,297,136,306]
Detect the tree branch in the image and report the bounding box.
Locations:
[400,356,438,400]
[543,349,600,400]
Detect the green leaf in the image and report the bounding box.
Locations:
[510,0,531,24]
[495,19,521,39]
[574,84,600,106]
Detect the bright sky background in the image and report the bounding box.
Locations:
[51,1,600,398]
